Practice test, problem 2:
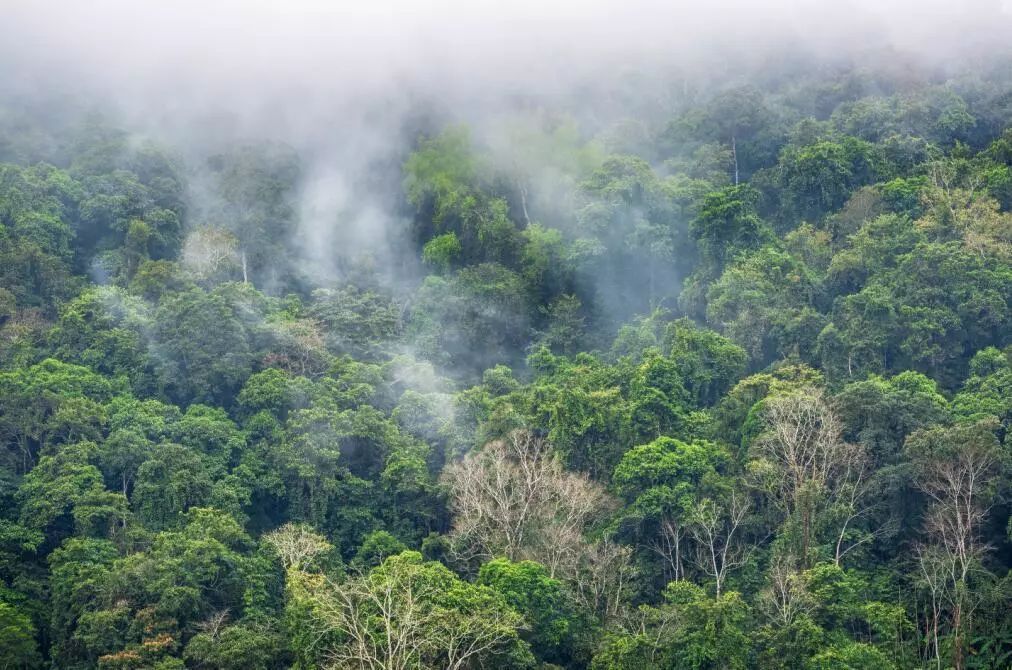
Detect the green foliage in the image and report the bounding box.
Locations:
[778,137,886,221]
[479,558,586,664]
[0,600,42,669]
[409,263,529,377]
[663,318,748,406]
[612,437,726,499]
[421,231,462,272]
[592,582,751,669]
[2,57,1012,670]
[691,184,774,272]
[352,530,407,569]
[706,245,823,363]
[308,285,401,360]
[152,286,262,405]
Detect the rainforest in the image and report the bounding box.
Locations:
[0,1,1010,668]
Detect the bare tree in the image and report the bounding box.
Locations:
[443,429,612,578]
[758,556,815,628]
[265,318,330,378]
[264,522,332,572]
[180,226,240,283]
[648,516,686,583]
[909,423,1000,670]
[916,545,946,670]
[688,491,753,597]
[571,539,637,622]
[444,430,635,622]
[296,554,525,670]
[315,567,436,670]
[752,388,869,567]
[195,609,231,638]
[829,440,884,566]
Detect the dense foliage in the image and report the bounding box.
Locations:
[1,55,1010,669]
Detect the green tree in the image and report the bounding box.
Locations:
[479,558,586,665]
[0,600,42,669]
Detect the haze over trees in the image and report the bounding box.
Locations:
[1,1,1011,668]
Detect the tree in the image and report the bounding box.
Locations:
[612,436,729,586]
[443,430,613,579]
[47,537,119,668]
[778,138,884,221]
[180,226,240,285]
[688,492,753,597]
[18,441,129,542]
[515,349,642,478]
[0,600,41,669]
[183,618,286,670]
[691,184,772,273]
[705,246,822,364]
[663,318,748,407]
[57,509,254,669]
[808,642,894,670]
[50,287,157,394]
[906,421,1003,670]
[408,263,528,377]
[574,155,689,318]
[308,285,401,361]
[0,359,119,474]
[478,558,584,665]
[591,581,751,670]
[352,530,408,570]
[151,287,258,405]
[263,522,333,572]
[205,143,300,286]
[291,551,531,669]
[834,371,949,465]
[131,443,216,530]
[951,347,1012,428]
[749,389,871,567]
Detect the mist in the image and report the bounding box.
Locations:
[4,4,1012,666]
[4,0,1012,298]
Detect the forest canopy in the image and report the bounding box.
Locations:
[1,1,1011,669]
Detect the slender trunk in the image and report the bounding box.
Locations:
[19,436,31,474]
[517,179,531,227]
[931,600,941,670]
[675,531,682,581]
[800,506,811,568]
[731,135,739,186]
[711,544,721,597]
[834,510,855,567]
[953,600,964,670]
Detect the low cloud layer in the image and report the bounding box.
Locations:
[7,1,1011,123]
[4,0,1011,290]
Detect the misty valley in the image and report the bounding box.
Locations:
[1,2,1012,669]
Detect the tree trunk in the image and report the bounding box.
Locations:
[731,135,739,186]
[800,505,812,568]
[953,600,964,670]
[675,530,682,581]
[517,179,531,227]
